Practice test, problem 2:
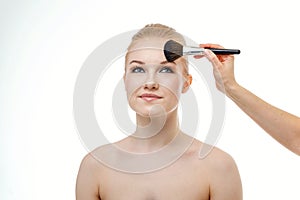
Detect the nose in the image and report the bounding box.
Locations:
[144,81,159,90]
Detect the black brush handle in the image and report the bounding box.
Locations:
[205,48,240,55]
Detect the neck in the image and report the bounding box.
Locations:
[127,109,181,152]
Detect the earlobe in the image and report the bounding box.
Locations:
[182,74,192,93]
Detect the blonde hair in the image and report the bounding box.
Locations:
[128,23,186,49]
[127,23,189,74]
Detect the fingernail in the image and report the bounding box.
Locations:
[204,49,211,57]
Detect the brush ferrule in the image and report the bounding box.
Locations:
[182,46,205,56]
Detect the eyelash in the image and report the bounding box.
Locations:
[130,66,174,73]
[131,66,145,73]
[160,67,174,73]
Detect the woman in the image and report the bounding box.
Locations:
[76,24,242,200]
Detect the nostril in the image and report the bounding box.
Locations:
[144,82,159,90]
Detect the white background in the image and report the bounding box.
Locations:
[1,0,300,199]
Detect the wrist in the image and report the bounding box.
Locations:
[224,80,241,99]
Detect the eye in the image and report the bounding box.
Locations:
[159,66,174,73]
[131,66,145,73]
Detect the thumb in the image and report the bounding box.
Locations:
[204,49,221,69]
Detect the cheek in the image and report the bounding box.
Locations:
[156,74,184,97]
[124,73,147,98]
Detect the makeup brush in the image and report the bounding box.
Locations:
[164,40,241,62]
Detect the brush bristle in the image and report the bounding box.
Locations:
[163,40,183,62]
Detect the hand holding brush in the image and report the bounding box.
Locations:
[163,39,240,62]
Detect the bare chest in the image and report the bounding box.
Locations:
[99,163,210,200]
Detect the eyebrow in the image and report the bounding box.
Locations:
[129,60,145,65]
[129,60,176,65]
[160,60,176,65]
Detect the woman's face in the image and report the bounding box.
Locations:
[124,38,191,117]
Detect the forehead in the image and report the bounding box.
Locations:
[126,38,168,64]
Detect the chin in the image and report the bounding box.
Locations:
[132,103,178,117]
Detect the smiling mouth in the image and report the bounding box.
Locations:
[139,94,163,102]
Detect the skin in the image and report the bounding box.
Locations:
[76,38,243,200]
[196,44,300,156]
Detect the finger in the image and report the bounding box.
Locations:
[193,55,205,59]
[216,54,230,62]
[218,54,234,63]
[204,49,221,67]
[200,43,225,49]
[200,44,233,63]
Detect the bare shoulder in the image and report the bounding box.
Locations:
[76,151,104,200]
[79,144,113,172]
[76,145,117,200]
[79,152,103,171]
[189,139,237,169]
[77,150,105,186]
[77,146,113,187]
[188,140,242,200]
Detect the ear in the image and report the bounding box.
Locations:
[182,74,192,93]
[123,68,127,82]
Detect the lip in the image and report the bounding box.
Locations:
[139,93,163,102]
